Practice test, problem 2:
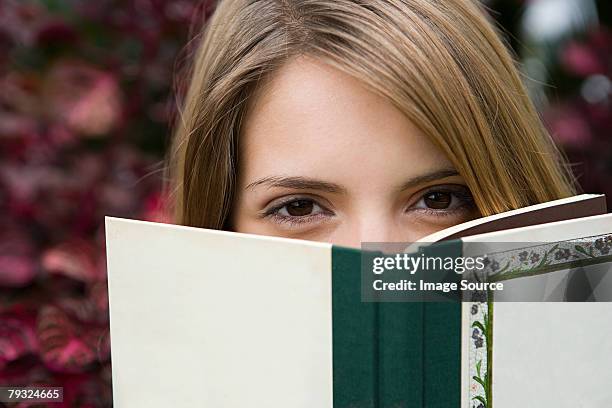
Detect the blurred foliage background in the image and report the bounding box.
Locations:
[0,0,610,406]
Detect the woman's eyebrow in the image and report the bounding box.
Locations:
[397,168,460,191]
[245,176,346,193]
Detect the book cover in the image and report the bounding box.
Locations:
[104,197,612,407]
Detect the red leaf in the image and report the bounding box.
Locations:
[43,61,122,137]
[0,316,38,370]
[41,239,101,283]
[0,254,37,287]
[560,41,606,77]
[0,222,38,287]
[36,306,97,373]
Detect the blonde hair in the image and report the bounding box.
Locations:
[167,0,576,228]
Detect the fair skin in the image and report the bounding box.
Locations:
[231,56,478,248]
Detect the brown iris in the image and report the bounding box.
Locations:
[286,199,314,216]
[423,191,452,209]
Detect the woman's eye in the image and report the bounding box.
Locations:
[422,191,452,209]
[264,197,331,223]
[280,199,318,217]
[411,186,475,213]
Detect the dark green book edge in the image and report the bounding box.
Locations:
[332,243,462,408]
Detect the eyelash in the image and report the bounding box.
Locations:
[261,185,475,226]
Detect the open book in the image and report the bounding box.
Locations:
[105,194,612,407]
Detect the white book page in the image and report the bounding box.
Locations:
[493,301,612,407]
[460,213,612,407]
[105,217,333,408]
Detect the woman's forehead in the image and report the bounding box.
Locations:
[238,56,453,190]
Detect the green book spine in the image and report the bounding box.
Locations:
[378,302,424,406]
[332,246,377,407]
[333,242,462,407]
[423,302,461,407]
[421,241,463,407]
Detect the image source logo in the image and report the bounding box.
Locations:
[362,249,502,302]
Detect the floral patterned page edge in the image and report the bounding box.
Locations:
[466,232,612,408]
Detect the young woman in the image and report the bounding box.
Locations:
[166,0,576,248]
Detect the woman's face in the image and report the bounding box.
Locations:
[231,56,478,248]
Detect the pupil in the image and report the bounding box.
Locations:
[286,200,314,216]
[424,192,452,209]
